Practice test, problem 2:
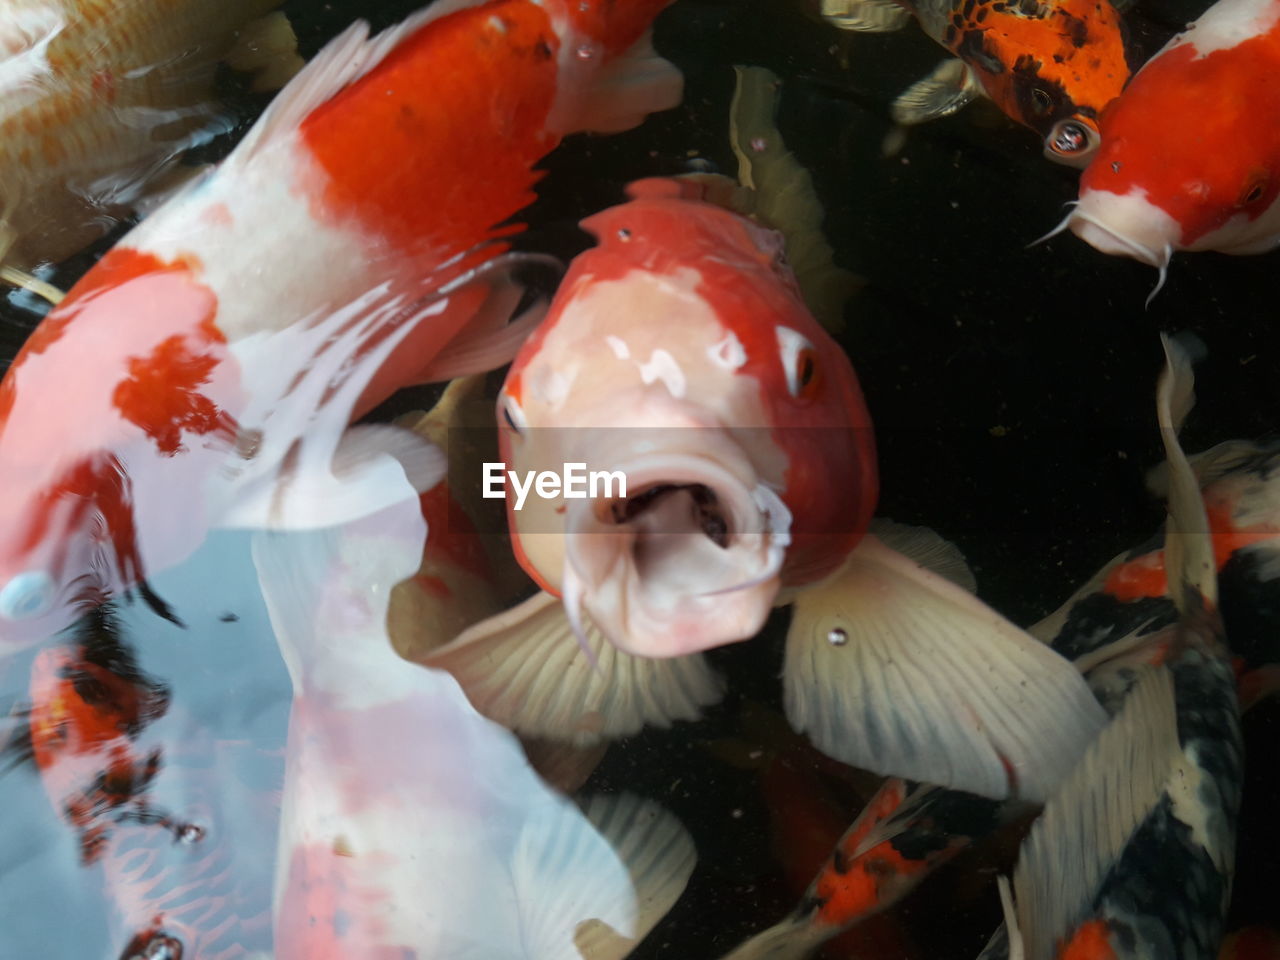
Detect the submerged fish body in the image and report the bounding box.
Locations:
[822,0,1129,163]
[18,605,278,958]
[253,480,695,958]
[26,632,173,865]
[0,0,683,650]
[1068,0,1280,274]
[0,0,286,271]
[498,176,879,657]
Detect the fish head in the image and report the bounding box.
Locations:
[961,0,1129,166]
[497,179,877,657]
[1071,38,1280,265]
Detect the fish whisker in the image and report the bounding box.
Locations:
[561,561,602,675]
[1144,251,1172,309]
[1026,202,1080,249]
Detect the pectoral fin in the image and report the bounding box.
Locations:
[568,795,697,960]
[891,59,984,126]
[422,591,725,745]
[821,0,913,33]
[783,535,1107,801]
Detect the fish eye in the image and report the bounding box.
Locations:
[1044,118,1099,166]
[777,327,820,400]
[500,395,527,435]
[1030,87,1054,116]
[0,570,56,621]
[1239,176,1270,206]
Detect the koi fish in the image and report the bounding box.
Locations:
[251,470,695,958]
[12,600,278,959]
[978,335,1241,960]
[24,604,177,865]
[820,0,1130,164]
[426,176,1106,805]
[722,775,1006,960]
[0,0,684,651]
[1062,0,1280,293]
[0,0,302,292]
[721,335,1245,960]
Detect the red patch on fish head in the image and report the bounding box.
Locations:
[1084,31,1280,246]
[501,183,878,594]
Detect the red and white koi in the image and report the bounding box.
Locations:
[426,177,1106,806]
[1063,0,1280,294]
[0,0,683,651]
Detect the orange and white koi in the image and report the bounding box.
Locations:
[0,0,683,651]
[0,0,299,286]
[426,177,1106,806]
[821,0,1130,164]
[25,607,175,865]
[1063,0,1280,294]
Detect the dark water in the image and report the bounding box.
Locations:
[1,0,1277,958]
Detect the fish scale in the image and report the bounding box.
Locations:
[1,0,285,270]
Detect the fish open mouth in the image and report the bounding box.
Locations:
[606,482,731,548]
[563,452,791,657]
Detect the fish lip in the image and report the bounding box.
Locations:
[562,450,790,655]
[567,453,763,553]
[1068,208,1172,269]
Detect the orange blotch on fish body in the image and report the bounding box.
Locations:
[1059,918,1118,960]
[299,0,561,262]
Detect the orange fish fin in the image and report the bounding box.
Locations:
[422,590,724,745]
[1005,665,1179,960]
[784,533,1107,802]
[563,29,684,134]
